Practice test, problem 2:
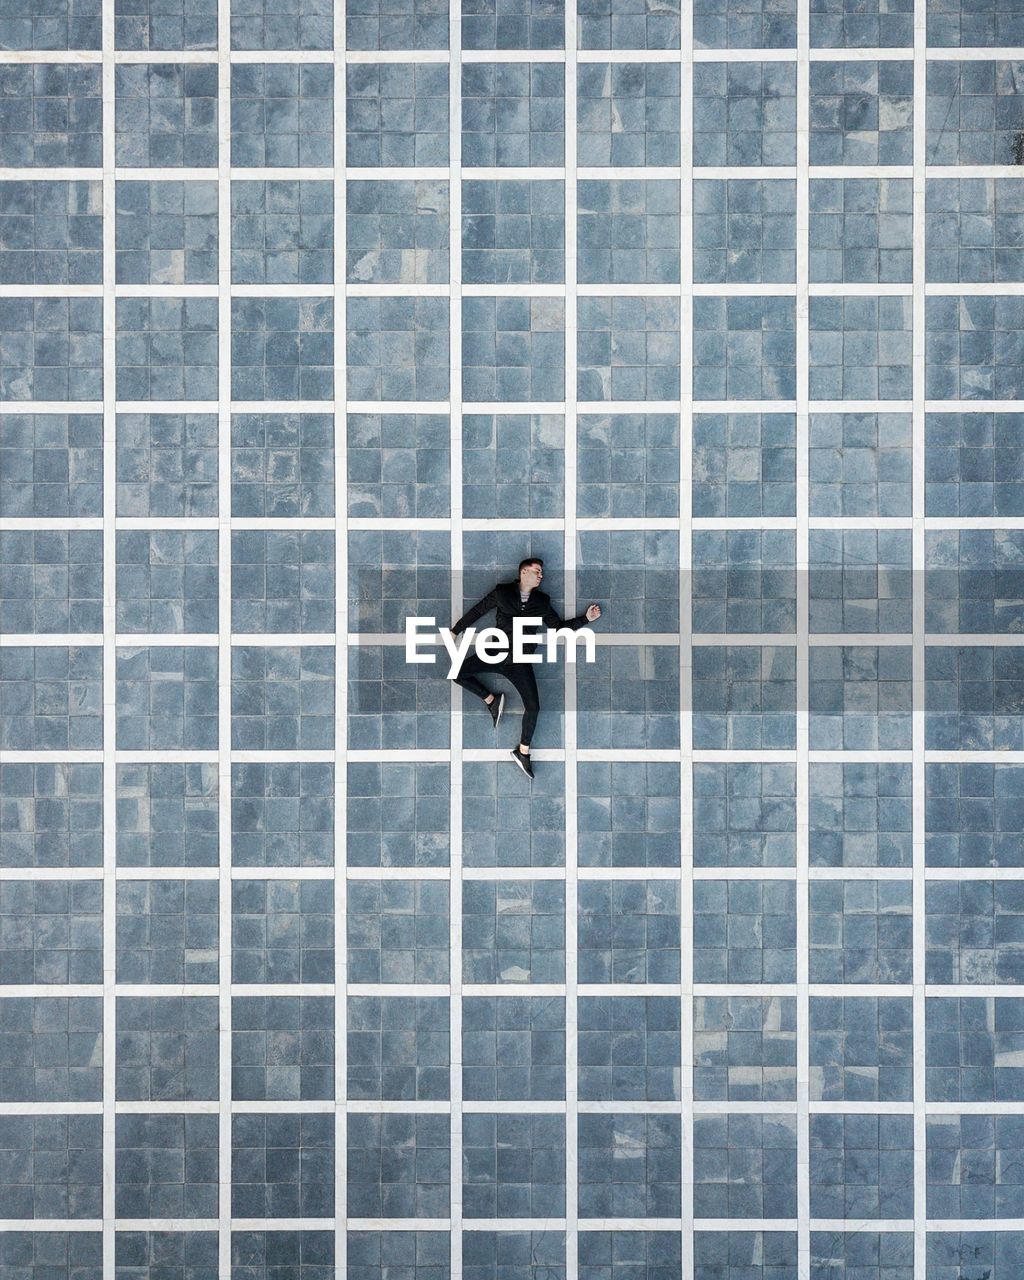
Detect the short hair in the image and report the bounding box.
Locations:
[518,557,544,573]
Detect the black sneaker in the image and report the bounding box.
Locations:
[488,692,505,729]
[510,747,534,780]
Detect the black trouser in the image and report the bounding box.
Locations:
[454,654,540,746]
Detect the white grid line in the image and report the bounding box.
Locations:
[678,0,696,1274]
[216,0,234,1269]
[912,0,930,1271]
[447,9,465,1274]
[334,12,351,1280]
[795,0,812,1267]
[99,0,117,1268]
[563,8,580,1277]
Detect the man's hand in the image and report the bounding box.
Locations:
[585,604,601,622]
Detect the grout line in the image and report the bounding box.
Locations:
[8,393,1024,415]
[6,43,1024,63]
[7,862,1024,881]
[912,0,930,1269]
[678,0,695,1274]
[795,0,812,1268]
[334,3,350,1276]
[100,0,117,1267]
[18,513,1024,534]
[563,7,580,1276]
[19,277,1024,300]
[215,0,234,1265]
[448,12,465,1277]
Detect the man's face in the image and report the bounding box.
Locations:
[520,562,543,591]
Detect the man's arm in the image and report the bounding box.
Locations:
[451,588,499,636]
[537,595,591,632]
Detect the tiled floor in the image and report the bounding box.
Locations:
[2,0,1024,1276]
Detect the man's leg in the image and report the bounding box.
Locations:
[453,652,494,703]
[500,662,540,753]
[453,653,506,727]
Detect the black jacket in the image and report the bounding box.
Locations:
[452,581,591,650]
